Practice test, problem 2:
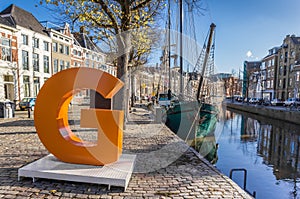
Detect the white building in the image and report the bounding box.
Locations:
[0,16,18,101]
[1,4,52,101]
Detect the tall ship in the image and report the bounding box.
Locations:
[165,23,218,143]
[162,0,222,163]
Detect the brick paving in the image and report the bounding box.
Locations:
[0,106,252,198]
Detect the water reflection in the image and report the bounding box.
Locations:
[217,108,300,199]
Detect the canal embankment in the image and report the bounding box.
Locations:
[224,101,300,125]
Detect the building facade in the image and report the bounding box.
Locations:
[0,16,18,101]
[43,22,73,74]
[276,35,300,100]
[243,61,261,98]
[0,4,116,104]
[261,47,278,101]
[1,4,52,101]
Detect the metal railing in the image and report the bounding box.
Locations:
[229,168,256,198]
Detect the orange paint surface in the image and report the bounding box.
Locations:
[34,67,124,165]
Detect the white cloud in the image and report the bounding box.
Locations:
[246,50,253,58]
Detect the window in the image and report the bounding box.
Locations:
[43,41,49,51]
[2,47,11,61]
[33,77,40,97]
[85,59,89,67]
[1,38,11,61]
[261,62,265,70]
[267,80,270,88]
[22,50,29,70]
[60,60,65,71]
[78,51,81,56]
[271,58,274,66]
[22,34,28,45]
[289,78,293,86]
[64,46,69,55]
[53,59,58,73]
[53,42,58,52]
[33,53,39,72]
[279,66,283,76]
[65,61,70,69]
[280,54,284,60]
[289,64,294,72]
[283,65,287,76]
[59,44,64,54]
[270,80,273,88]
[279,79,282,87]
[73,49,77,55]
[33,38,39,48]
[291,51,295,57]
[43,55,49,73]
[267,69,271,78]
[296,71,300,82]
[23,76,30,97]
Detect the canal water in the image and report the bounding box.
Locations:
[210,108,300,199]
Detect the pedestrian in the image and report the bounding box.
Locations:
[167,89,172,100]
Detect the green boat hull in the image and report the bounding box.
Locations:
[165,102,219,163]
[165,100,200,141]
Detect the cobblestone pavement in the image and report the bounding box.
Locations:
[0,108,252,199]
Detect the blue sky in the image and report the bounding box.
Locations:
[203,0,300,73]
[1,0,300,74]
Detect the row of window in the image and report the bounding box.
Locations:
[22,50,50,73]
[53,42,69,55]
[22,34,50,51]
[23,76,48,97]
[278,72,300,88]
[21,49,112,75]
[3,36,105,64]
[279,64,296,76]
[279,50,296,60]
[261,58,275,69]
[53,59,70,73]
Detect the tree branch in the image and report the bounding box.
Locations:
[92,0,119,32]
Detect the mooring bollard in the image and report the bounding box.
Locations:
[27,107,31,118]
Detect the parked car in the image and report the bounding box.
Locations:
[249,97,260,104]
[243,97,251,103]
[19,97,36,111]
[261,99,271,106]
[270,98,284,106]
[236,96,244,102]
[283,98,300,107]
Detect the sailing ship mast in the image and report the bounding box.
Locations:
[196,23,216,102]
[179,0,183,94]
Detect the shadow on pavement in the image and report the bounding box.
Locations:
[0,120,34,127]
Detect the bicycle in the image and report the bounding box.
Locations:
[287,103,300,112]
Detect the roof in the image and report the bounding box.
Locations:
[73,32,103,53]
[0,4,47,36]
[0,15,15,28]
[291,36,300,45]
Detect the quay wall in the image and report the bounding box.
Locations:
[225,102,300,125]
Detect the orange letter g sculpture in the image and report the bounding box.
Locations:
[34,67,124,166]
